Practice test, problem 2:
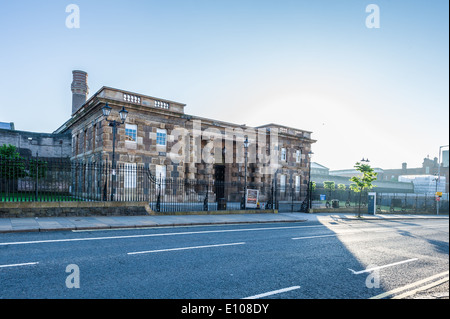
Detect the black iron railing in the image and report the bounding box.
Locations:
[2,156,447,214]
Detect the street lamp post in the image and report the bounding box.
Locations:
[101,103,128,201]
[243,136,249,209]
[307,151,313,212]
[436,145,449,215]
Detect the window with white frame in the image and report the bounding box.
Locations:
[280,174,286,192]
[296,150,302,163]
[155,165,166,192]
[124,163,137,189]
[156,129,167,146]
[281,148,287,161]
[295,175,301,192]
[125,124,137,142]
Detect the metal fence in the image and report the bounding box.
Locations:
[2,156,448,214]
[0,156,299,213]
[310,186,449,214]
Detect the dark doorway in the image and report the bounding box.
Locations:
[214,164,225,203]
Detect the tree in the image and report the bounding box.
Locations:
[350,162,378,217]
[337,184,347,201]
[29,158,48,180]
[0,144,27,180]
[323,181,335,201]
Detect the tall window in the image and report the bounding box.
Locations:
[295,175,301,192]
[156,129,167,146]
[83,129,87,153]
[281,148,287,161]
[124,163,137,189]
[280,174,286,192]
[155,165,166,192]
[296,150,302,163]
[92,124,96,151]
[74,134,79,156]
[125,124,137,142]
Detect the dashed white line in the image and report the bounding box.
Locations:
[0,262,39,269]
[292,234,337,240]
[348,258,419,275]
[0,225,322,246]
[128,242,245,255]
[243,286,301,299]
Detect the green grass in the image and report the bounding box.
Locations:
[0,192,81,202]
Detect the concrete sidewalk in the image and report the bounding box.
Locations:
[0,212,447,233]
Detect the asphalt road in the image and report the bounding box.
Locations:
[0,218,448,299]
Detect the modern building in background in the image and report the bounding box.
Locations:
[312,163,414,193]
[381,157,449,193]
[443,150,449,168]
[311,154,450,194]
[0,122,15,131]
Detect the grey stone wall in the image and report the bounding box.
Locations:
[0,128,71,158]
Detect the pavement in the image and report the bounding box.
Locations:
[0,212,448,233]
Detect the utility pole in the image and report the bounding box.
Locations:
[436,145,449,215]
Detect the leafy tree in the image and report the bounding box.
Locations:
[0,144,27,180]
[29,158,48,179]
[350,162,378,217]
[323,180,335,192]
[323,181,335,201]
[338,184,346,191]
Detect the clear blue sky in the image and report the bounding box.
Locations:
[0,0,448,170]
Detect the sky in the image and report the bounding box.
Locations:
[0,0,448,170]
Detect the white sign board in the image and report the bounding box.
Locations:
[246,189,259,209]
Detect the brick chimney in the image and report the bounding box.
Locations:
[402,162,407,174]
[71,70,89,114]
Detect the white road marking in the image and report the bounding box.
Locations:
[0,225,323,246]
[0,262,39,269]
[71,221,306,232]
[348,258,418,275]
[292,234,337,240]
[292,223,449,240]
[392,276,449,299]
[243,286,301,299]
[0,221,446,246]
[370,271,450,299]
[128,242,245,255]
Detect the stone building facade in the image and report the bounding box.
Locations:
[0,127,71,159]
[54,71,316,200]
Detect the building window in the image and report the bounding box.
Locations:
[124,163,137,189]
[295,175,301,192]
[74,134,79,156]
[156,129,167,146]
[155,165,166,193]
[92,124,96,151]
[280,174,286,192]
[296,150,302,163]
[83,129,87,153]
[281,148,287,161]
[125,124,137,142]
